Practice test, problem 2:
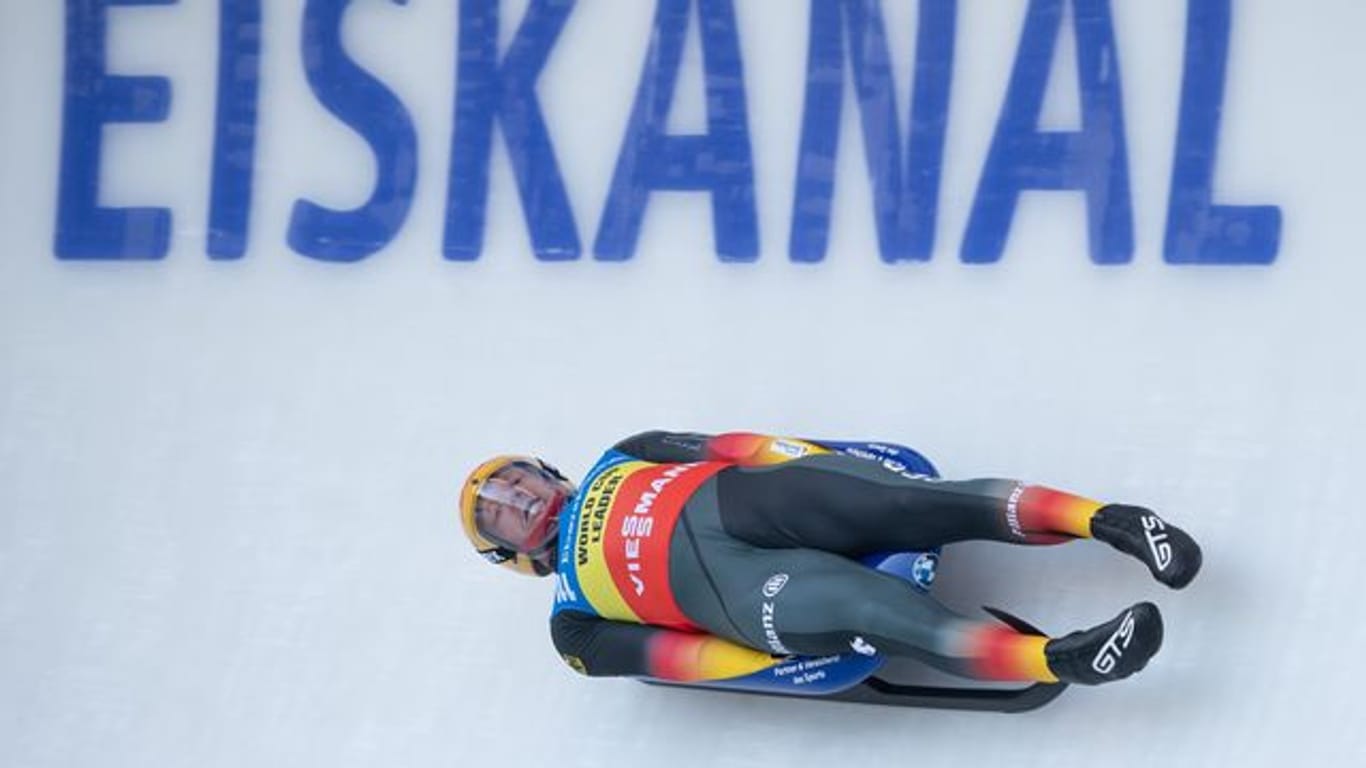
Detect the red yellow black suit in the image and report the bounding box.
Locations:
[550,432,1106,684]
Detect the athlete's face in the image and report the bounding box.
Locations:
[475,463,571,553]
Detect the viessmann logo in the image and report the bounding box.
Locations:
[54,0,1278,266]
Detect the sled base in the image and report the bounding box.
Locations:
[643,676,1066,713]
[820,676,1066,712]
[643,608,1068,713]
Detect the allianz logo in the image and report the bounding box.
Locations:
[762,573,789,599]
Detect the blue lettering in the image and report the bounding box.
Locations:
[49,1,1277,269]
[961,0,1133,264]
[1164,0,1280,264]
[207,0,261,259]
[594,0,757,262]
[55,0,176,260]
[288,0,419,262]
[445,0,580,261]
[790,0,955,263]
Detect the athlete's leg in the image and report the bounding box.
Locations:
[698,543,1162,685]
[716,454,1202,588]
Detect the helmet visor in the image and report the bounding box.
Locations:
[473,461,570,554]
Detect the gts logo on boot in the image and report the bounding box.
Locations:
[1142,515,1173,571]
[1091,610,1137,674]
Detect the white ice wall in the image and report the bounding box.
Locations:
[2,1,1364,766]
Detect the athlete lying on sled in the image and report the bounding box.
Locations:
[457,431,1202,700]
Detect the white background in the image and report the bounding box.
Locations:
[2,1,1363,765]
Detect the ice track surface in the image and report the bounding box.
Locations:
[3,1,1365,765]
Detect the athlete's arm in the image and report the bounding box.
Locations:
[613,431,830,465]
[551,609,777,682]
[611,431,714,463]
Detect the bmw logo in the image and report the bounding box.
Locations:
[911,553,939,588]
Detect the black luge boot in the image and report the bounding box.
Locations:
[1090,505,1203,589]
[1045,602,1163,686]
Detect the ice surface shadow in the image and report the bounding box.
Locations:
[876,538,1159,688]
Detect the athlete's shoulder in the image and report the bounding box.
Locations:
[611,431,713,463]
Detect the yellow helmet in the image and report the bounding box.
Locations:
[459,455,575,577]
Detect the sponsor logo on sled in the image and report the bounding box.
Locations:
[1142,515,1172,571]
[762,573,789,598]
[911,553,939,589]
[1091,610,1137,675]
[849,636,878,656]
